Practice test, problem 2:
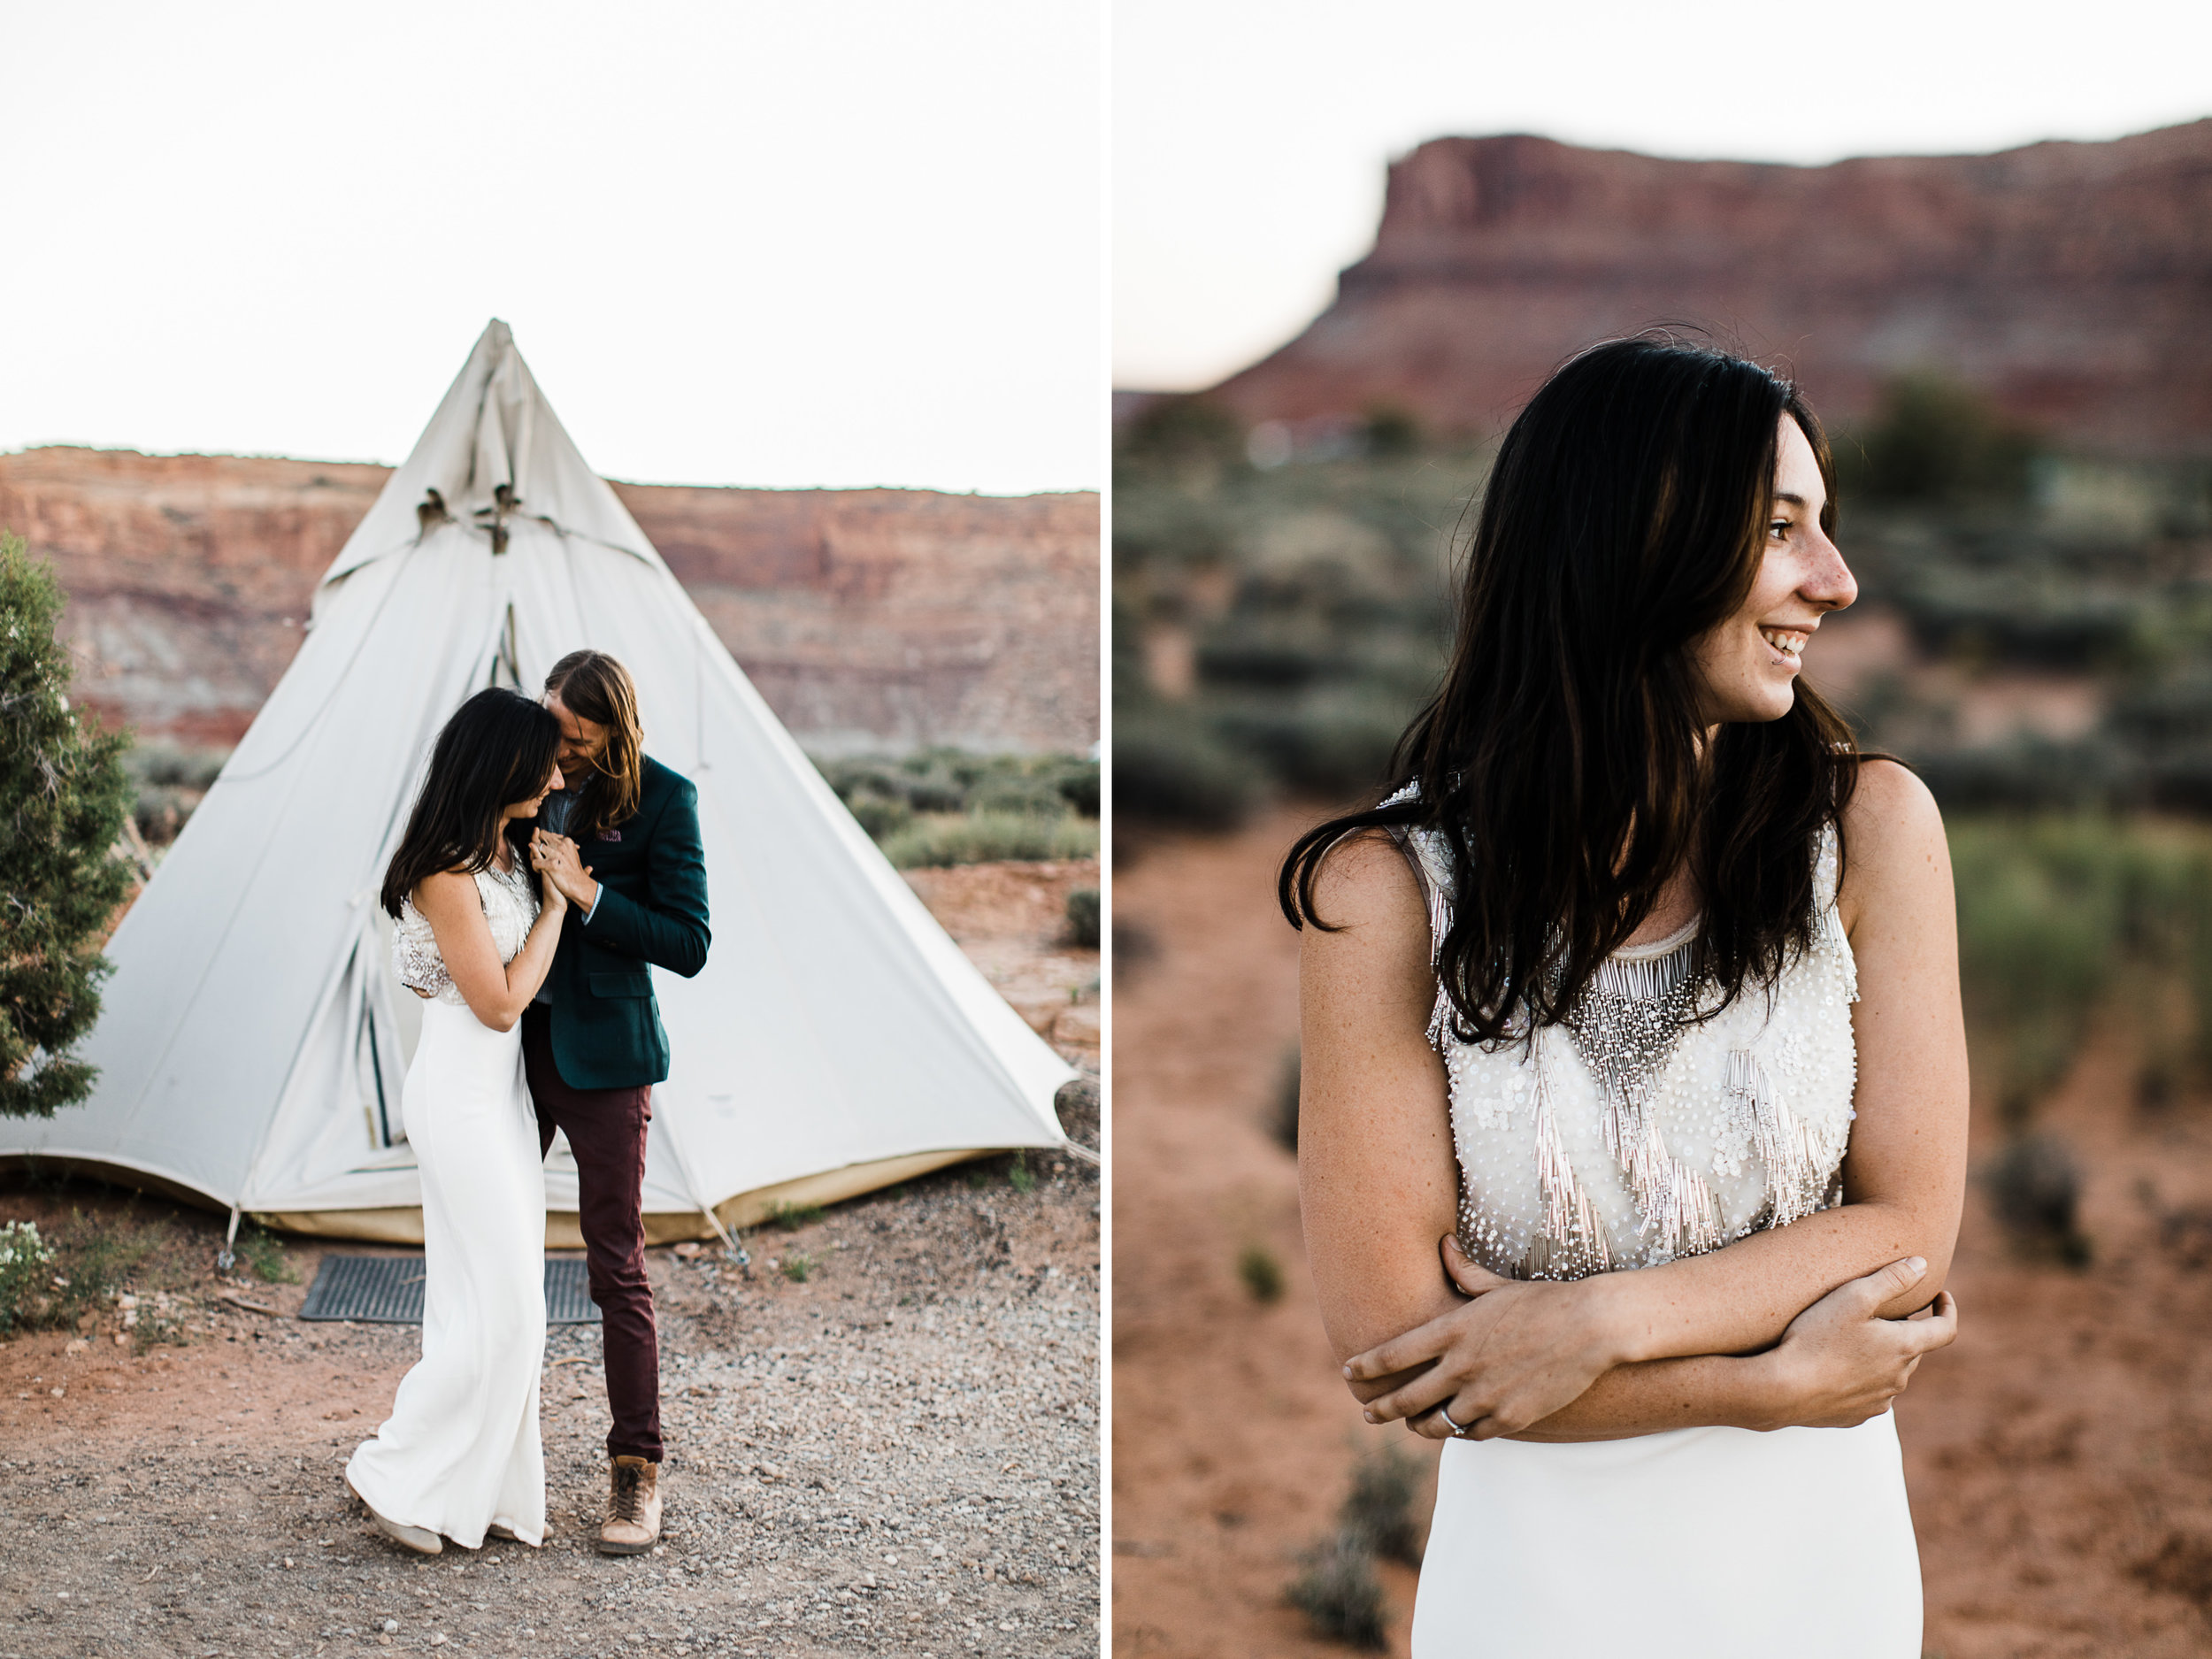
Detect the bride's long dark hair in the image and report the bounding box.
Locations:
[381,687,563,918]
[1279,336,1860,1044]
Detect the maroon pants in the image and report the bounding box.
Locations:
[523,1004,663,1463]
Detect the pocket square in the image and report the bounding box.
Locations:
[600,829,623,842]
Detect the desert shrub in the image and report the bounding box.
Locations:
[967,774,1071,818]
[123,742,227,790]
[0,1220,56,1330]
[1117,395,1247,472]
[1008,1151,1036,1194]
[1268,1046,1301,1154]
[1287,1530,1388,1649]
[1237,1243,1285,1303]
[816,749,1098,833]
[1113,710,1260,827]
[879,811,1099,870]
[1847,373,2040,506]
[230,1222,297,1285]
[1,1206,177,1331]
[769,1202,824,1233]
[1064,887,1100,949]
[1948,819,2143,1117]
[1054,762,1101,818]
[846,792,914,841]
[1211,689,1407,800]
[1363,405,1423,458]
[1340,1443,1425,1566]
[1980,1132,2092,1266]
[780,1252,815,1283]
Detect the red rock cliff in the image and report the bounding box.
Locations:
[1208,120,2212,452]
[0,448,1098,753]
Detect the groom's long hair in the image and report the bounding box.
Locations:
[381,688,563,918]
[544,649,645,839]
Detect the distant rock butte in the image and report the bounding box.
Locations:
[0,447,1098,753]
[1208,120,2212,453]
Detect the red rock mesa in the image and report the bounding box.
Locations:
[0,447,1098,754]
[1205,120,2212,453]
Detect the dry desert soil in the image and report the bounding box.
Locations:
[0,859,1101,1659]
[1112,812,2212,1659]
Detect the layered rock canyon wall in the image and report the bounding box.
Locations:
[0,447,1098,754]
[1208,120,2212,453]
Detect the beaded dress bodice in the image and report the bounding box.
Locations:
[1395,817,1859,1281]
[392,856,540,1009]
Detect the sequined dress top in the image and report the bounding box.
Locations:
[1394,814,1859,1281]
[391,856,541,1008]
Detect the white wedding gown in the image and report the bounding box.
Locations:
[1392,813,1923,1657]
[346,856,547,1549]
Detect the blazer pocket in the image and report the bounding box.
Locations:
[588,972,654,999]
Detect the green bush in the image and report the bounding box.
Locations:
[847,792,914,840]
[769,1202,824,1233]
[1112,710,1260,828]
[879,811,1099,870]
[231,1222,297,1285]
[1287,1530,1388,1649]
[966,775,1071,818]
[1237,1243,1285,1303]
[1847,373,2041,506]
[1340,1443,1425,1566]
[1268,1046,1302,1154]
[780,1252,815,1283]
[1065,887,1100,949]
[1980,1132,2092,1266]
[0,532,136,1118]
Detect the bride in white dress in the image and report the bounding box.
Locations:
[1285,339,1968,1656]
[346,687,570,1555]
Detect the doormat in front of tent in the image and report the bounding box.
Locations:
[299,1255,601,1325]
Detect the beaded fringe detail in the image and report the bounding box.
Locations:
[1566,942,1724,1265]
[1385,795,1852,1280]
[1724,1048,1849,1230]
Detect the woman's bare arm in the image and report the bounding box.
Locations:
[1312,759,1967,1440]
[415,864,567,1033]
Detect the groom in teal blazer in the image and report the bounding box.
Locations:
[524,649,710,1557]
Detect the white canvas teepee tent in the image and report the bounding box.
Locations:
[2,320,1079,1246]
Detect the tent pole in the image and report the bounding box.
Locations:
[218,1203,242,1271]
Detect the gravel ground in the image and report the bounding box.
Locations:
[1,1151,1097,1659]
[1,861,1101,1659]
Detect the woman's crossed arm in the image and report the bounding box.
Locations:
[1299,760,1966,1442]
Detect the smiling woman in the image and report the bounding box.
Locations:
[1278,337,1968,1657]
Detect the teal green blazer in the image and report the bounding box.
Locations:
[543,754,710,1090]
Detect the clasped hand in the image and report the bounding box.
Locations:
[529,830,595,910]
[1343,1236,1958,1440]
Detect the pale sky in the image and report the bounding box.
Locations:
[0,1,1102,495]
[1116,0,2212,390]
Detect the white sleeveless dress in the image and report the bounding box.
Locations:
[346,856,548,1549]
[1394,818,1923,1658]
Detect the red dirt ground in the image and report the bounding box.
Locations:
[1111,810,2212,1659]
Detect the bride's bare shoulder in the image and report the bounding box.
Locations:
[1838,757,1950,926]
[1298,827,1434,995]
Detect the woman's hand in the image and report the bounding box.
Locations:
[1755,1256,1958,1430]
[1343,1236,1631,1440]
[530,832,593,911]
[538,867,571,917]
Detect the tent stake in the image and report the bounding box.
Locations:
[218,1203,242,1271]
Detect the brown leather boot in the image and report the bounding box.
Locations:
[598,1455,661,1555]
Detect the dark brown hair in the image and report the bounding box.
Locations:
[544,649,644,838]
[1279,335,1860,1044]
[381,688,561,918]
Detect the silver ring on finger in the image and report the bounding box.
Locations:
[1434,1402,1471,1437]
